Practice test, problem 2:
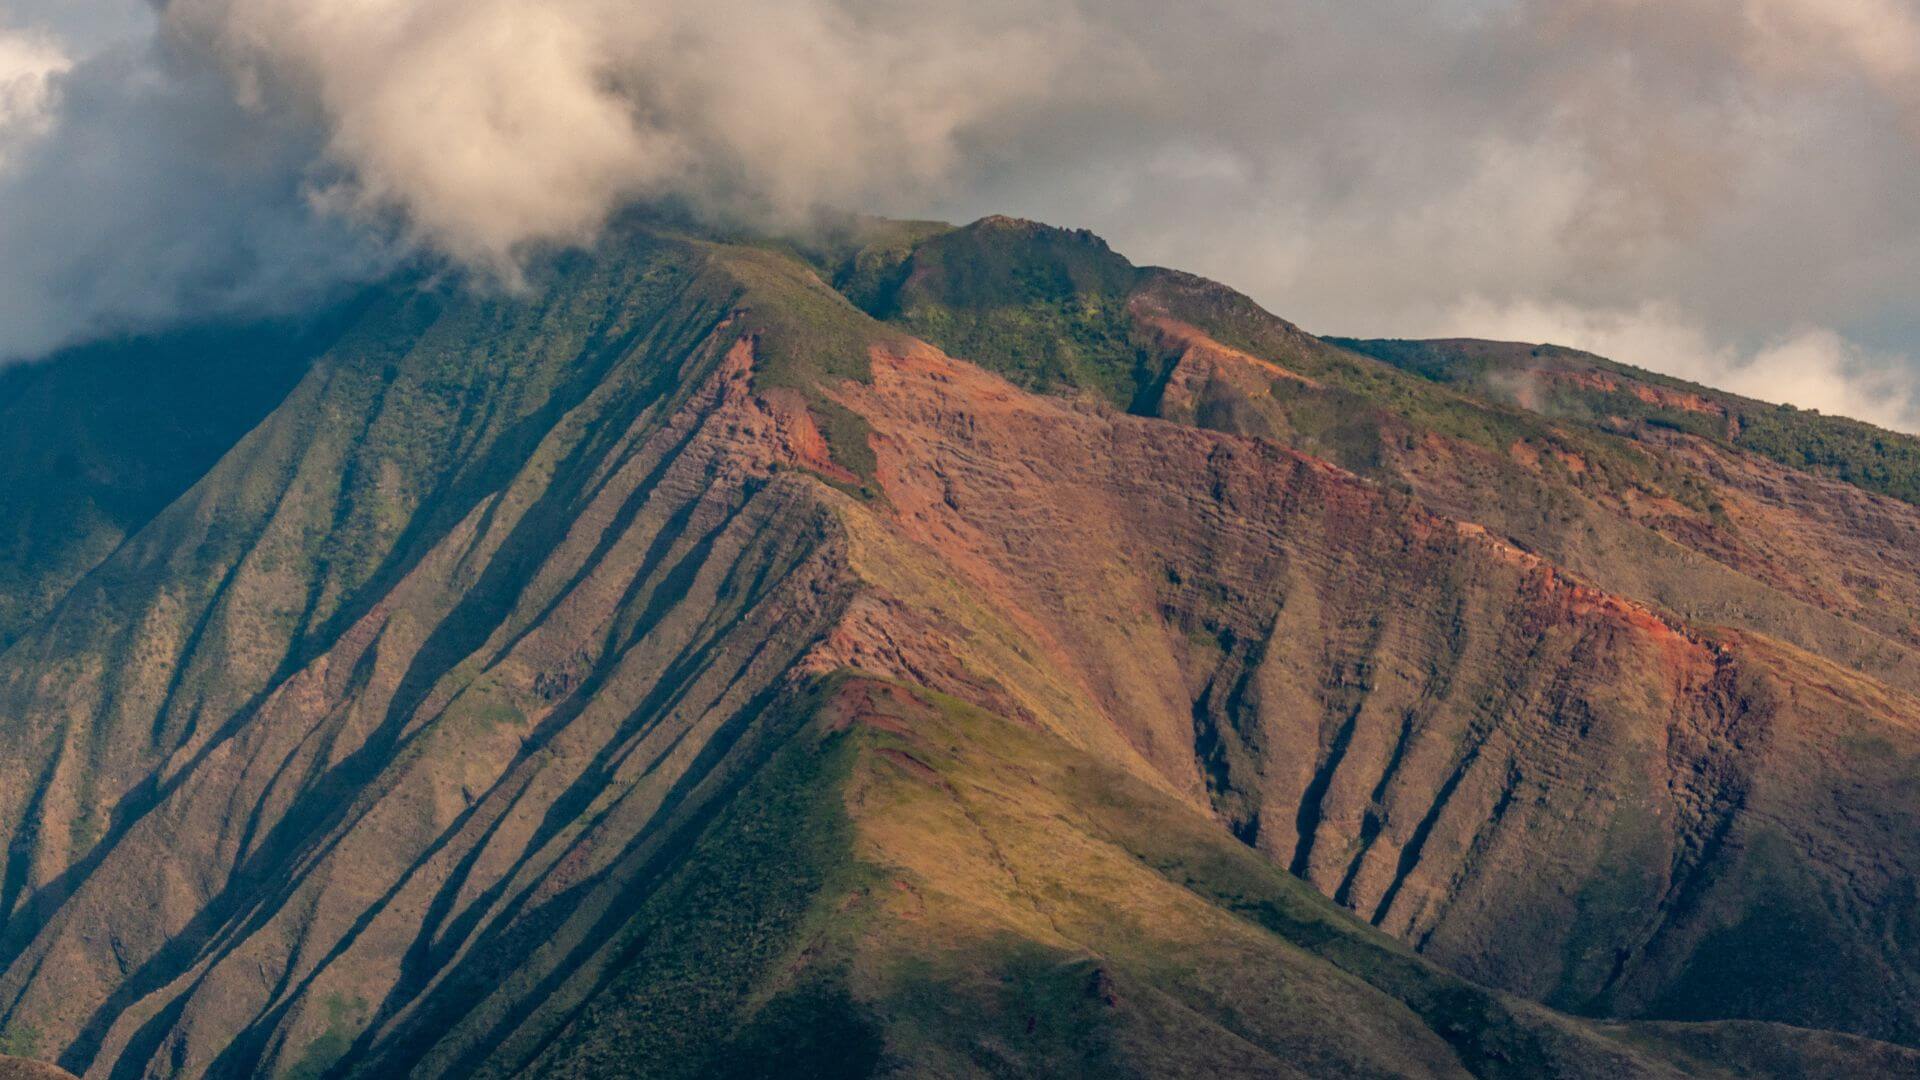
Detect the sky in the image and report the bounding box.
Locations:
[2,0,1918,431]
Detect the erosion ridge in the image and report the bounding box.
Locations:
[0,214,1913,1076]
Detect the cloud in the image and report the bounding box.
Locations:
[0,25,70,167]
[0,0,1115,356]
[930,0,1920,433]
[0,14,387,361]
[1,0,1918,437]
[163,0,1109,271]
[1740,0,1920,127]
[1439,297,1920,433]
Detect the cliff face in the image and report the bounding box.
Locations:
[0,216,1916,1077]
[832,338,1920,1042]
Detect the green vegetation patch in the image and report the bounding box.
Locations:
[283,993,371,1080]
[697,240,911,489]
[847,217,1165,410]
[517,696,882,1079]
[0,312,340,648]
[1646,828,1888,1038]
[0,1025,42,1061]
[1735,406,1920,506]
[878,940,1126,1079]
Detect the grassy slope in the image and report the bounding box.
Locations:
[830,213,1917,521]
[0,215,898,669]
[0,222,873,1076]
[1337,336,1920,508]
[830,217,1712,497]
[0,216,884,809]
[0,216,946,1079]
[473,673,1918,1078]
[845,216,1157,410]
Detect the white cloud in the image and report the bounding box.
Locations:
[163,0,1103,272]
[0,19,384,363]
[1743,0,1920,116]
[0,26,70,168]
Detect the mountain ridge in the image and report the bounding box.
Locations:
[0,214,1915,1076]
[1333,334,1920,506]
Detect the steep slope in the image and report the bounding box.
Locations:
[1336,337,1920,646]
[388,674,1920,1079]
[0,216,1915,1076]
[1334,337,1920,508]
[837,217,1920,695]
[828,340,1920,1044]
[0,317,351,651]
[0,226,878,1076]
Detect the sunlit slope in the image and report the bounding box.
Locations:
[404,674,1920,1079]
[0,216,1914,1076]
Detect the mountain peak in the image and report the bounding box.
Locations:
[1,215,1918,1077]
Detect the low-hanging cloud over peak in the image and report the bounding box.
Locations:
[165,0,1116,270]
[3,0,1919,432]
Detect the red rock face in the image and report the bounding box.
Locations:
[827,340,1920,1039]
[1546,367,1726,417]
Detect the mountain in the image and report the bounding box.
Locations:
[0,319,344,653]
[0,1056,77,1080]
[0,212,1917,1077]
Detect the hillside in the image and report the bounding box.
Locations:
[1334,337,1920,508]
[0,215,1916,1077]
[0,319,344,652]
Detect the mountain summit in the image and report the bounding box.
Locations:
[1,215,1918,1077]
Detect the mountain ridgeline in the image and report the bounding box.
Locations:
[0,213,1918,1078]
